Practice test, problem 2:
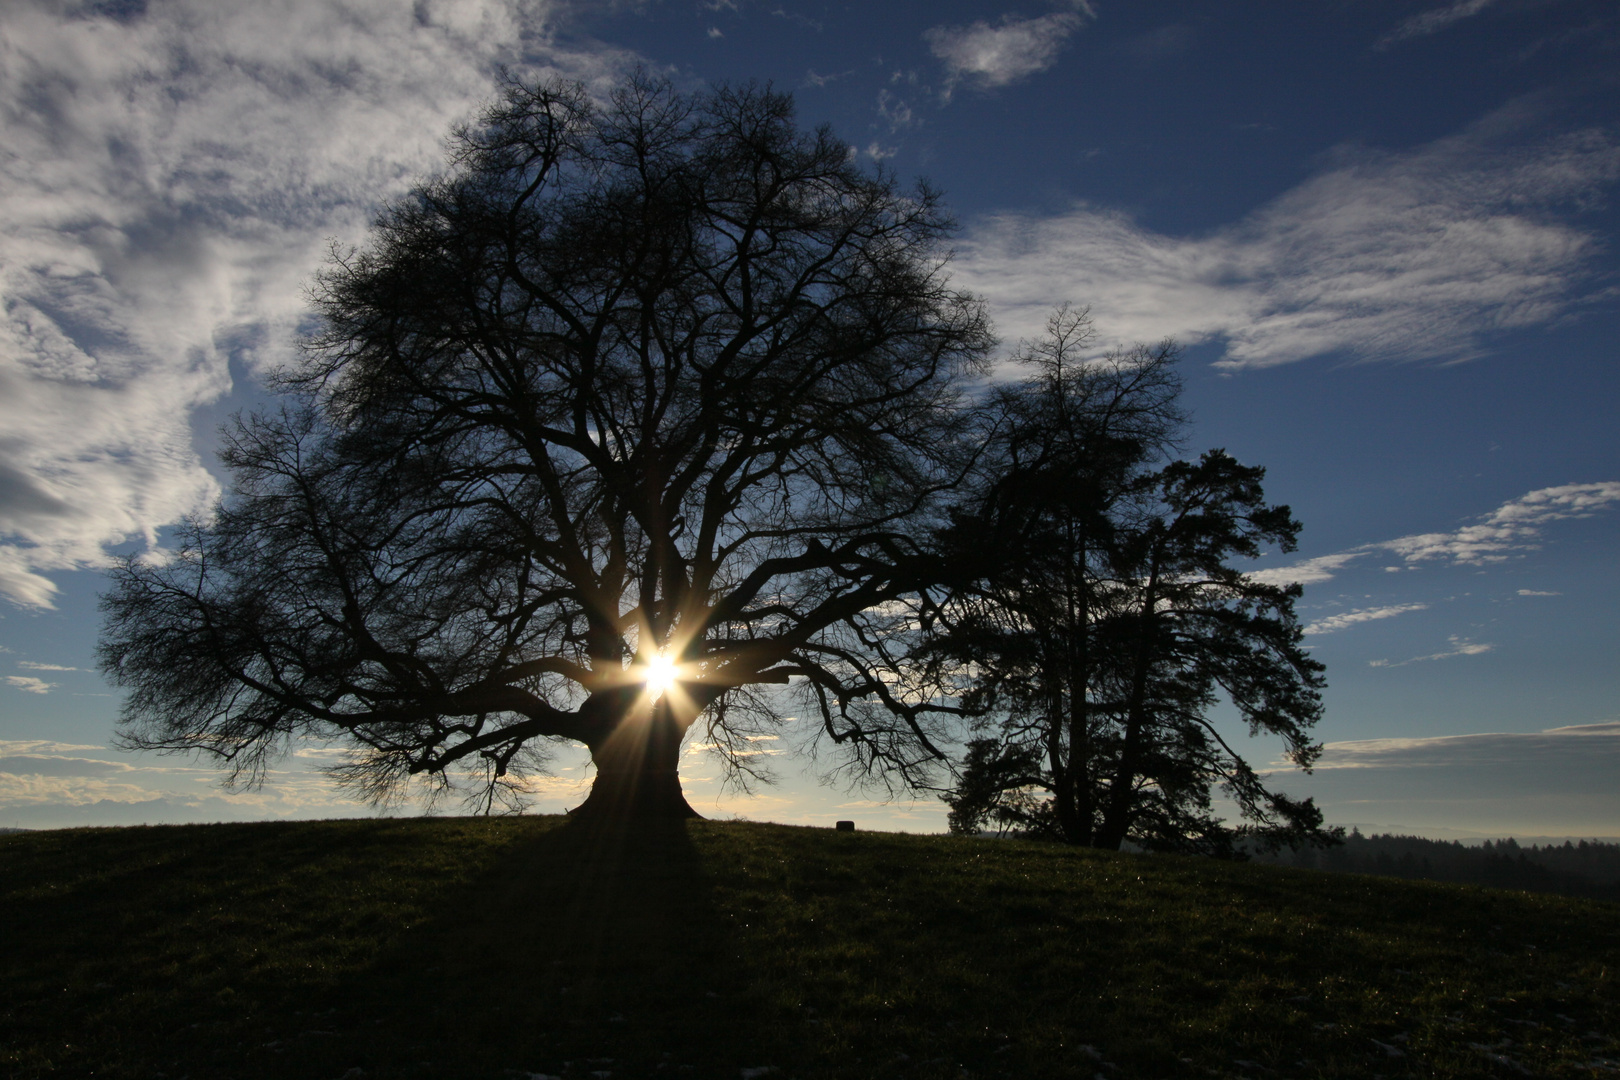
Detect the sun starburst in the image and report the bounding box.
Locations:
[642,652,681,700]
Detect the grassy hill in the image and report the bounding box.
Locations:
[3,818,1617,1080]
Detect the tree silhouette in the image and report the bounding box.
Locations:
[934,308,1336,855]
[99,74,990,820]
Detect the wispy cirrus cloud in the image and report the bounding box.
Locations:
[956,105,1620,367]
[0,740,105,755]
[0,738,375,825]
[1381,483,1620,565]
[1377,0,1501,50]
[4,675,56,694]
[1250,551,1369,588]
[0,0,629,610]
[1278,721,1620,837]
[1304,603,1428,636]
[1369,636,1495,668]
[0,753,132,778]
[803,68,852,89]
[0,737,589,826]
[1311,721,1620,770]
[1254,482,1620,588]
[924,5,1093,97]
[877,88,916,131]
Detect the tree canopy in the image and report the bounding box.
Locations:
[100,75,1331,846]
[932,307,1336,856]
[99,73,990,819]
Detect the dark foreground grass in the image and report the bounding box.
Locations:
[3,818,1617,1080]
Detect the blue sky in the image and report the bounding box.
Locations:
[2,0,1617,837]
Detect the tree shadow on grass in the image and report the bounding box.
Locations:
[0,818,769,1080]
[322,817,768,1080]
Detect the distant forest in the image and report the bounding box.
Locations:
[1250,831,1620,902]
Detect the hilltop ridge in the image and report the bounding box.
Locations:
[3,817,1616,1079]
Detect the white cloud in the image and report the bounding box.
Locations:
[0,0,628,609]
[0,753,133,778]
[1380,482,1620,565]
[4,675,56,694]
[1311,721,1620,770]
[804,69,851,89]
[1303,603,1428,636]
[1377,0,1500,49]
[0,772,163,807]
[1255,482,1620,587]
[0,741,387,822]
[0,769,372,820]
[924,8,1091,95]
[1274,719,1620,837]
[0,739,106,754]
[1249,551,1368,588]
[1546,722,1620,737]
[1517,589,1560,596]
[1369,636,1494,668]
[17,661,77,671]
[955,108,1620,365]
[876,89,914,132]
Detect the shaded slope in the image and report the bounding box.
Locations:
[2,818,1617,1079]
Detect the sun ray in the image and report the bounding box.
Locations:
[642,651,681,701]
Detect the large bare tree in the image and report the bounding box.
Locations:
[99,74,991,820]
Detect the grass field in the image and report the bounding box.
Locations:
[3,816,1617,1079]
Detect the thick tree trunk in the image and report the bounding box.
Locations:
[570,701,701,821]
[1095,693,1149,851]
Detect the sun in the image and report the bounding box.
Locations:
[642,652,680,700]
